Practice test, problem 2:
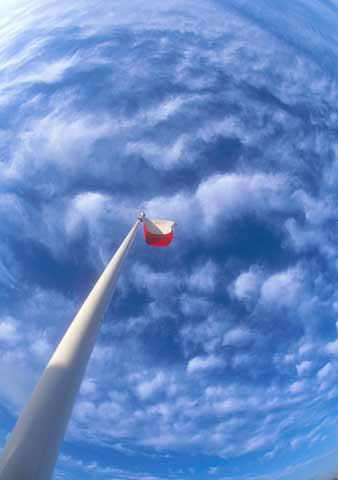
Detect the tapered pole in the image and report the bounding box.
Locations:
[0,216,143,480]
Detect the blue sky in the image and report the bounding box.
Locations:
[0,0,337,479]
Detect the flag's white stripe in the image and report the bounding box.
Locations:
[145,219,175,235]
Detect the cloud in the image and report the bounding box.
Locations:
[30,336,52,359]
[136,371,166,400]
[0,36,48,75]
[223,326,253,347]
[0,317,19,344]
[293,190,335,226]
[5,93,115,179]
[179,294,212,317]
[65,192,112,236]
[195,172,288,227]
[145,171,290,232]
[285,217,336,258]
[58,451,170,480]
[296,361,311,376]
[283,354,295,364]
[127,135,188,170]
[11,54,80,85]
[179,312,226,355]
[289,381,306,394]
[187,260,217,294]
[0,285,75,411]
[260,267,303,308]
[298,343,313,356]
[187,354,222,374]
[212,397,244,416]
[325,321,338,355]
[245,433,272,453]
[142,95,186,123]
[325,339,338,355]
[79,378,97,397]
[317,362,332,380]
[232,353,253,369]
[232,267,262,301]
[144,192,194,230]
[131,263,180,299]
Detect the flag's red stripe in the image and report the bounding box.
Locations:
[144,225,173,247]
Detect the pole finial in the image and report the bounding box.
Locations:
[138,212,146,221]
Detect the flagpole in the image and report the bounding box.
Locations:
[0,213,144,480]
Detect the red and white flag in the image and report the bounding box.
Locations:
[144,219,176,247]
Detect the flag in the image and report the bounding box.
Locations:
[144,219,176,247]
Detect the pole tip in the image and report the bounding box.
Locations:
[138,212,146,221]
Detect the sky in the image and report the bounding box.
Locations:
[0,0,337,479]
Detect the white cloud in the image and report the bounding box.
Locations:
[59,450,165,480]
[136,371,166,400]
[143,95,186,123]
[132,263,179,299]
[30,336,51,359]
[187,260,217,294]
[62,191,135,265]
[223,326,253,347]
[212,397,243,415]
[285,218,335,257]
[179,294,211,316]
[284,190,337,257]
[196,172,287,226]
[0,193,31,236]
[65,192,111,236]
[73,400,96,422]
[79,378,97,396]
[245,433,271,453]
[180,313,225,355]
[290,436,303,450]
[325,339,338,355]
[0,317,19,344]
[289,381,305,394]
[127,135,188,170]
[233,267,262,301]
[144,192,194,230]
[232,353,252,369]
[260,266,302,308]
[187,355,222,374]
[0,285,76,411]
[293,190,335,225]
[0,36,48,75]
[298,343,313,356]
[317,362,332,380]
[12,54,79,85]
[145,172,290,238]
[296,361,311,376]
[283,354,295,364]
[5,96,115,179]
[325,320,338,355]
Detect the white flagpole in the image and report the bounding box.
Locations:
[0,214,144,480]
